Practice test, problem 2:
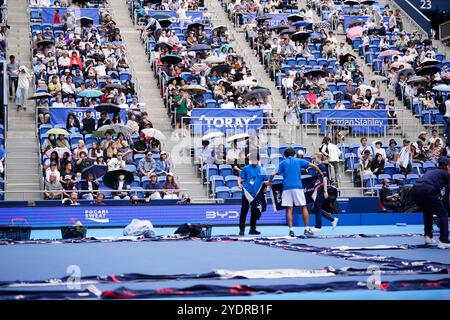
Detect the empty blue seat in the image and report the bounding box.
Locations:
[219,164,233,178]
[392,173,405,182]
[225,175,238,188]
[378,173,392,182]
[205,164,218,179]
[210,175,225,189]
[125,164,137,173]
[231,186,243,199]
[383,163,396,176]
[215,186,230,199]
[205,99,218,108]
[406,173,419,184]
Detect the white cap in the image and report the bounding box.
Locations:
[297,149,304,156]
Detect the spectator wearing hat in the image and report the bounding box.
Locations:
[45,173,64,200]
[138,151,157,177]
[15,66,32,111]
[156,151,172,176]
[422,91,436,110]
[162,172,179,199]
[397,139,412,174]
[61,174,76,198]
[372,140,386,160]
[386,139,399,163]
[145,172,162,200]
[221,96,235,109]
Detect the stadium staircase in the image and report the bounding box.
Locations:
[206,0,319,150]
[110,0,209,201]
[4,0,41,201]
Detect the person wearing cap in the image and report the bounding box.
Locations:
[61,174,76,198]
[144,172,163,201]
[155,151,172,176]
[138,151,157,178]
[268,148,325,237]
[162,173,179,199]
[108,152,126,171]
[238,153,269,235]
[410,157,450,249]
[221,96,235,109]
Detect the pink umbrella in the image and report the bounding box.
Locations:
[346,26,363,40]
[191,63,209,73]
[390,62,412,70]
[378,49,400,57]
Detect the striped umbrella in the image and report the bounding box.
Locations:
[378,50,400,57]
[313,21,330,30]
[191,63,210,73]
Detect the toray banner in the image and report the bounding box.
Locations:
[242,13,290,26]
[49,107,127,126]
[41,8,100,26]
[317,109,388,135]
[191,108,264,135]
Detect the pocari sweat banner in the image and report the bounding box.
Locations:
[191,108,264,135]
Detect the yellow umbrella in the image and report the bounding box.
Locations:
[47,128,70,136]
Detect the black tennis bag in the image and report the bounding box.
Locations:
[322,186,339,214]
[174,223,212,238]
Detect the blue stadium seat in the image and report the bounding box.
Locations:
[125,164,137,173]
[225,175,238,188]
[130,187,145,199]
[383,163,396,177]
[205,99,218,108]
[406,173,419,184]
[215,186,230,199]
[231,186,243,199]
[205,164,218,180]
[210,175,225,189]
[219,164,232,178]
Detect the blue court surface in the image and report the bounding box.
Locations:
[0,225,449,300]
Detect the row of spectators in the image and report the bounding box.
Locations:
[27,2,182,201]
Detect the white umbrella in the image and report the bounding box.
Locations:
[202,131,225,141]
[45,147,72,159]
[358,85,378,94]
[204,56,225,64]
[231,79,258,87]
[432,84,450,92]
[111,124,134,137]
[227,133,250,143]
[141,128,166,141]
[371,75,387,82]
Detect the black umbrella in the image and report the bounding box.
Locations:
[280,28,296,36]
[287,14,303,22]
[105,83,127,92]
[187,22,205,30]
[304,69,329,78]
[271,26,289,33]
[252,86,272,94]
[28,92,53,100]
[158,19,172,28]
[421,59,439,67]
[160,54,182,65]
[344,0,360,5]
[94,103,121,114]
[348,19,366,28]
[212,25,228,34]
[339,53,357,65]
[77,16,94,28]
[255,15,272,22]
[102,170,135,188]
[291,31,310,42]
[360,0,375,4]
[154,42,173,51]
[416,65,441,76]
[36,39,53,47]
[244,88,272,100]
[210,64,231,75]
[81,165,108,180]
[87,53,105,62]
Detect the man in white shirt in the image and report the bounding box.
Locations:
[64,95,77,108]
[62,76,75,95]
[357,137,373,159]
[221,96,235,109]
[58,51,70,69]
[108,153,126,171]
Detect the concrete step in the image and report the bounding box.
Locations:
[6,174,41,182]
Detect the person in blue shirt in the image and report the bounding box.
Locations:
[238,153,269,235]
[411,156,450,249]
[310,153,339,231]
[269,148,325,237]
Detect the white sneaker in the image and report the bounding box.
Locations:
[310,227,322,233]
[424,236,438,246]
[437,241,450,249]
[331,218,339,230]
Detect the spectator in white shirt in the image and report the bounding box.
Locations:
[372,140,387,159]
[108,153,126,171]
[221,96,235,109]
